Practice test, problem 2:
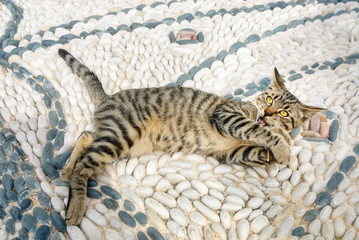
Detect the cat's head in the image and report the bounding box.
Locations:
[256,68,326,131]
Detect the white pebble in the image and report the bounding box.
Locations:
[80,217,102,240]
[175,180,191,194]
[211,223,226,240]
[213,164,232,174]
[199,171,213,180]
[177,196,192,213]
[332,203,348,219]
[308,219,321,235]
[291,182,309,202]
[299,149,312,164]
[322,222,334,240]
[234,208,252,221]
[166,173,186,184]
[134,186,153,198]
[67,226,86,240]
[201,196,221,210]
[276,216,294,238]
[251,215,269,234]
[105,229,121,240]
[85,209,107,227]
[187,224,201,240]
[182,189,201,200]
[145,198,169,219]
[247,197,264,209]
[320,205,332,222]
[191,179,208,195]
[277,168,292,182]
[122,227,135,240]
[51,197,64,212]
[220,210,231,229]
[342,228,355,240]
[169,208,187,227]
[189,211,207,226]
[331,192,346,208]
[167,221,186,238]
[153,192,176,208]
[118,174,137,186]
[141,175,162,187]
[193,200,220,222]
[334,218,346,238]
[237,219,249,240]
[209,189,225,201]
[125,157,138,175]
[239,182,265,198]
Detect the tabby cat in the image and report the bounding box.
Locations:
[58,49,325,225]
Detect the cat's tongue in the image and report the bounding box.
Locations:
[258,118,266,125]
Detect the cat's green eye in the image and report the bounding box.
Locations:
[266,96,273,105]
[279,110,288,117]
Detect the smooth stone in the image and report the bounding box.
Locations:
[6,190,18,202]
[53,152,71,169]
[290,127,301,139]
[327,172,344,192]
[2,174,14,191]
[199,57,216,69]
[0,189,7,208]
[339,156,356,173]
[162,18,175,25]
[5,219,15,235]
[33,207,50,224]
[197,32,204,42]
[50,211,66,232]
[35,225,51,240]
[353,144,359,156]
[304,209,319,222]
[80,218,102,240]
[6,161,19,176]
[58,119,66,129]
[176,74,191,85]
[177,13,194,23]
[87,188,102,199]
[118,211,136,228]
[10,153,20,162]
[25,176,40,191]
[217,50,229,61]
[316,191,331,208]
[42,164,59,179]
[328,120,339,141]
[251,215,269,233]
[48,111,59,127]
[319,122,329,138]
[138,232,149,240]
[229,42,245,54]
[147,227,165,240]
[47,129,58,141]
[54,131,65,150]
[309,115,321,132]
[21,214,37,233]
[19,228,29,240]
[43,95,52,108]
[134,212,147,226]
[20,198,33,211]
[102,198,118,210]
[37,192,51,209]
[87,179,98,187]
[85,209,106,227]
[288,73,303,81]
[244,34,260,44]
[42,142,53,165]
[100,185,121,200]
[292,226,305,237]
[14,176,26,194]
[20,162,33,174]
[124,200,135,211]
[9,206,22,222]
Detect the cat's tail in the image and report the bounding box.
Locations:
[58,49,107,105]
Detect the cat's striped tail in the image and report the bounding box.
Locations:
[58,49,107,105]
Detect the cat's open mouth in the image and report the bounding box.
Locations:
[258,116,269,126]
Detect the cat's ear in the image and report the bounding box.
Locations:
[273,67,287,91]
[300,104,327,119]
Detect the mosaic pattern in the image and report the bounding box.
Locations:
[0,0,359,239]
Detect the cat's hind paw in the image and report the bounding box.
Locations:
[270,142,291,165]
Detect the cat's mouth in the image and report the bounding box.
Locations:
[258,116,269,126]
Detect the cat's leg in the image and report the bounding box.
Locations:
[210,111,291,165]
[61,131,94,182]
[65,130,131,225]
[213,145,276,167]
[269,127,291,145]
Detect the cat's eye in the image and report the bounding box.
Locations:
[279,110,288,117]
[266,96,273,105]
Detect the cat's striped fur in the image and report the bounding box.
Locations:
[58,49,325,225]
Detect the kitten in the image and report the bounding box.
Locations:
[58,49,325,225]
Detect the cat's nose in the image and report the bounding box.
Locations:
[264,110,271,117]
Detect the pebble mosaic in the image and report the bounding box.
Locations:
[0,0,358,239]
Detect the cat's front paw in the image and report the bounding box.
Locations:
[65,191,87,225]
[270,127,291,145]
[270,141,291,165]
